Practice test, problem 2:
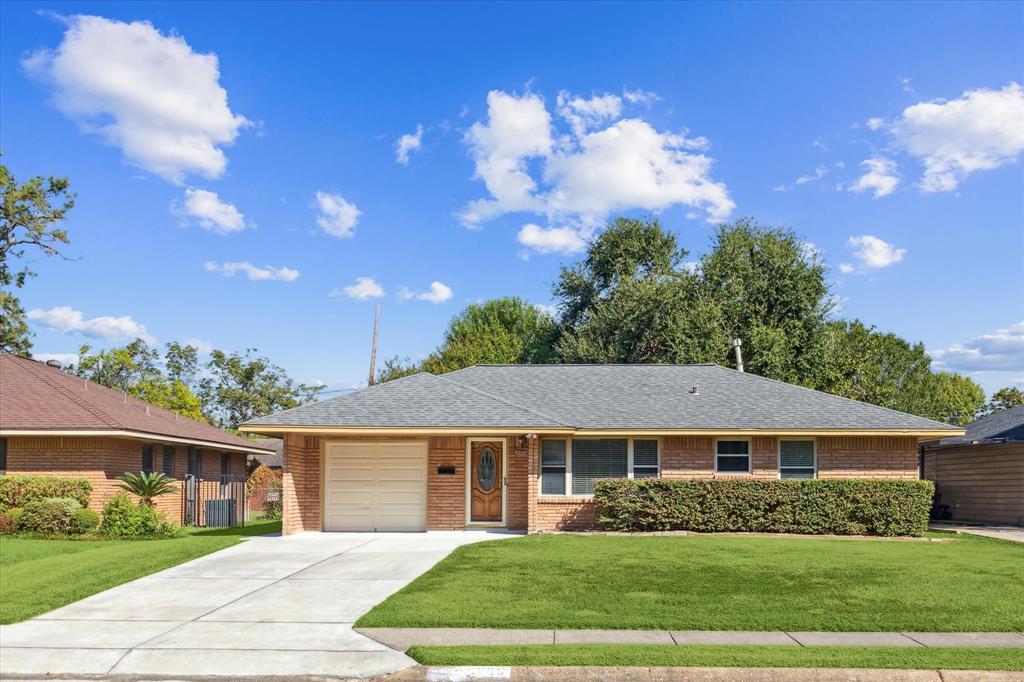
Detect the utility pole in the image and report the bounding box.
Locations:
[368,303,380,385]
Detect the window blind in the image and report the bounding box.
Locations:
[571,439,627,495]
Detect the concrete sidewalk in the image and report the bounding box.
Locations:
[358,627,1024,650]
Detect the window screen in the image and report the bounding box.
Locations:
[541,440,567,495]
[142,444,155,473]
[571,439,627,495]
[716,440,750,473]
[633,439,659,479]
[780,440,816,479]
[162,446,175,476]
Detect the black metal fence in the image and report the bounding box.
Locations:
[182,474,246,527]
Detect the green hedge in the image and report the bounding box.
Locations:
[0,476,92,511]
[594,479,934,536]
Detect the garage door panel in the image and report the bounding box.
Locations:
[323,441,427,532]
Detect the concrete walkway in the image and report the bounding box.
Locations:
[930,522,1024,544]
[358,628,1024,650]
[0,530,517,679]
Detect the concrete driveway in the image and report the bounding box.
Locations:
[0,530,516,678]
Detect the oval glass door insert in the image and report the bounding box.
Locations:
[478,447,496,491]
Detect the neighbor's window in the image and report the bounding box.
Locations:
[572,439,627,495]
[780,440,816,479]
[541,440,567,495]
[187,447,203,476]
[715,440,750,473]
[162,446,175,476]
[221,453,231,476]
[142,444,155,473]
[633,440,659,479]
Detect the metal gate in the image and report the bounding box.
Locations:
[183,474,246,527]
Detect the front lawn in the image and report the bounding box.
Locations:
[408,645,1024,671]
[358,533,1024,632]
[0,519,280,624]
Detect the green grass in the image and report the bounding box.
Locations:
[407,645,1024,671]
[358,533,1024,632]
[0,519,280,624]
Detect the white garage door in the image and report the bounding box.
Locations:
[323,441,427,532]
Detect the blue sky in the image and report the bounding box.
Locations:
[1,1,1022,396]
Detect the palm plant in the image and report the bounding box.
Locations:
[116,471,179,506]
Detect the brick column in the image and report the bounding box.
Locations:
[526,435,540,533]
[282,434,321,535]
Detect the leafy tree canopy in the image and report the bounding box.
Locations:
[985,386,1024,415]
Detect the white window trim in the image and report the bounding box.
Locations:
[714,437,752,475]
[539,437,661,497]
[778,437,817,480]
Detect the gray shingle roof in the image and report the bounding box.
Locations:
[938,405,1024,444]
[243,364,958,432]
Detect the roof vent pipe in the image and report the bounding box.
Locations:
[690,384,700,395]
[732,338,744,372]
[45,359,62,368]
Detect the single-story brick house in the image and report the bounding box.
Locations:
[239,364,962,535]
[0,354,273,523]
[922,405,1024,526]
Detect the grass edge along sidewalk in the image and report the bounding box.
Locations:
[406,644,1024,671]
[0,519,281,624]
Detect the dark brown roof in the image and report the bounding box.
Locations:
[0,354,272,453]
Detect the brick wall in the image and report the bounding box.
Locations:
[282,434,322,535]
[817,436,918,479]
[661,436,778,479]
[3,436,246,523]
[427,436,465,530]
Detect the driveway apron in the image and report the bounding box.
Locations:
[0,530,516,678]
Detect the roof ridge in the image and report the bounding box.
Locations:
[708,365,958,430]
[15,357,122,429]
[437,373,572,427]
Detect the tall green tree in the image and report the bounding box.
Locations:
[198,349,320,428]
[554,217,728,364]
[0,162,75,354]
[70,340,205,421]
[985,387,1024,414]
[915,372,986,426]
[699,218,831,384]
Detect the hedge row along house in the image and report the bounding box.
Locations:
[238,364,963,534]
[0,354,273,525]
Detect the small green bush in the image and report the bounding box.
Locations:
[0,507,23,534]
[261,497,282,520]
[19,497,83,534]
[100,494,179,538]
[71,508,101,534]
[0,476,92,511]
[594,479,935,537]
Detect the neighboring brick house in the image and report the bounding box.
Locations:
[922,406,1024,526]
[0,354,272,523]
[239,364,962,535]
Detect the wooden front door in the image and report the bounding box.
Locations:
[470,440,503,523]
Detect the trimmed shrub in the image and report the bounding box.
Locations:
[261,496,282,520]
[71,508,102,534]
[19,497,83,534]
[594,478,935,537]
[0,476,92,511]
[0,508,23,534]
[100,494,179,538]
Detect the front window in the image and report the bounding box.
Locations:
[541,440,567,495]
[715,439,750,473]
[572,439,628,495]
[540,438,659,496]
[141,444,155,474]
[0,437,7,472]
[780,440,816,479]
[633,440,659,479]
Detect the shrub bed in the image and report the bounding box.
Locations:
[19,497,83,534]
[594,479,934,536]
[0,476,92,511]
[100,494,180,538]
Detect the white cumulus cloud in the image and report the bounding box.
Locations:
[849,157,900,198]
[314,191,361,238]
[22,15,248,184]
[891,82,1024,192]
[398,281,453,304]
[179,337,215,355]
[395,124,424,165]
[844,235,907,272]
[203,261,300,281]
[930,321,1024,372]
[623,88,660,105]
[28,306,154,342]
[178,188,245,233]
[459,89,733,253]
[517,223,586,254]
[332,276,385,300]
